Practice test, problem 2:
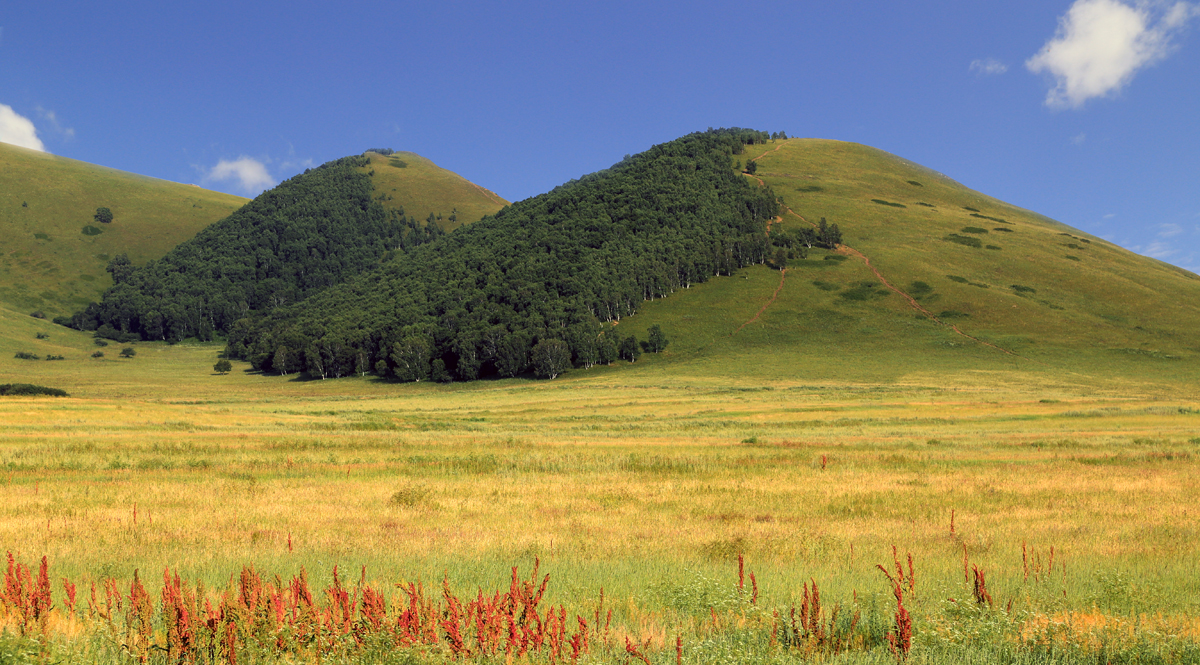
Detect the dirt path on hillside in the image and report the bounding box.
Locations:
[735,146,1021,358]
[751,143,785,162]
[734,268,787,334]
[759,203,1024,358]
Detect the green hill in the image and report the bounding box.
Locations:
[225,129,786,379]
[0,142,247,317]
[609,138,1200,385]
[364,150,508,231]
[68,152,509,342]
[211,130,1200,386]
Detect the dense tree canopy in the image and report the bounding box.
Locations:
[230,128,781,380]
[62,156,441,342]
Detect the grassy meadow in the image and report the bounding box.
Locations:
[3,318,1200,662]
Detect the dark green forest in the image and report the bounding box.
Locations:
[66,129,835,381]
[61,156,443,341]
[228,129,784,381]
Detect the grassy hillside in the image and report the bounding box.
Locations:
[363,150,508,231]
[610,138,1200,386]
[0,142,247,317]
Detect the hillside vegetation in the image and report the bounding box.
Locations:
[0,142,246,318]
[228,129,782,380]
[66,153,507,343]
[595,138,1200,390]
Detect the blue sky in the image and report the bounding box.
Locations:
[3,1,1199,270]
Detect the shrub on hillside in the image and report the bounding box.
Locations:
[0,384,68,397]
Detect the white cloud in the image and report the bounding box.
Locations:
[1157,222,1184,237]
[36,107,74,140]
[1027,0,1200,108]
[1072,132,1088,144]
[970,58,1008,75]
[0,104,45,151]
[204,156,276,195]
[1104,213,1117,218]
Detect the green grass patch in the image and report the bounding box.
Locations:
[993,227,1013,232]
[1011,284,1037,294]
[870,198,907,208]
[909,281,933,299]
[906,180,923,187]
[795,185,824,193]
[943,234,982,248]
[839,281,891,301]
[986,244,1002,250]
[81,225,103,236]
[915,202,935,207]
[960,226,988,234]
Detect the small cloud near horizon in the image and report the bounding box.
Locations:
[1027,0,1200,109]
[203,156,276,195]
[36,107,74,140]
[970,58,1008,75]
[1072,133,1088,145]
[0,104,45,151]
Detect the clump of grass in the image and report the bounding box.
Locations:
[993,227,1013,233]
[963,206,980,212]
[840,282,890,302]
[960,227,988,234]
[824,255,847,262]
[14,351,40,360]
[389,484,431,507]
[0,384,69,397]
[1011,284,1037,294]
[946,275,969,283]
[938,310,970,320]
[812,280,840,291]
[906,180,923,187]
[915,202,935,207]
[1065,255,1081,261]
[795,185,824,193]
[943,234,982,248]
[81,226,102,236]
[986,245,1002,250]
[871,199,907,208]
[970,213,1010,224]
[909,281,933,298]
